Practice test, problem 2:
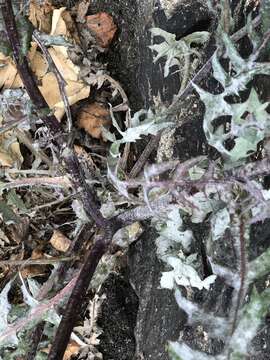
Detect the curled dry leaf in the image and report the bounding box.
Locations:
[86,12,117,48]
[29,43,49,79]
[6,217,29,245]
[77,102,111,140]
[20,264,47,278]
[0,53,22,89]
[28,0,54,34]
[50,7,81,44]
[18,247,47,278]
[38,44,91,120]
[50,229,71,252]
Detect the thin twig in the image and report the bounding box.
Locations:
[0,256,78,267]
[15,129,52,167]
[0,176,71,192]
[32,30,73,132]
[128,133,161,178]
[0,118,25,135]
[20,194,74,214]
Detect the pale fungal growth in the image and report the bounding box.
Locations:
[148,7,270,360]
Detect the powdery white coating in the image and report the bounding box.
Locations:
[161,255,216,290]
[211,207,230,241]
[208,258,240,289]
[169,342,216,360]
[228,289,270,357]
[0,281,17,346]
[174,289,229,339]
[159,0,180,17]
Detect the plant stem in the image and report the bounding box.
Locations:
[47,230,111,360]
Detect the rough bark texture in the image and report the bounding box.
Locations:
[72,0,270,359]
[88,1,217,359]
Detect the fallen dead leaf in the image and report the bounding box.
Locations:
[77,102,111,140]
[29,0,54,34]
[48,45,81,82]
[31,246,45,260]
[42,341,80,360]
[50,7,68,36]
[76,0,91,23]
[61,10,81,45]
[0,115,24,167]
[29,43,49,79]
[39,71,90,120]
[20,265,47,278]
[50,229,71,252]
[6,217,29,245]
[50,7,80,44]
[0,53,22,89]
[86,12,117,48]
[63,341,81,360]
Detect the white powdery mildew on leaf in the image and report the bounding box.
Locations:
[168,342,216,360]
[161,255,216,290]
[174,289,229,339]
[195,31,270,166]
[228,289,270,358]
[149,28,209,78]
[179,192,216,224]
[103,107,172,159]
[0,280,18,346]
[211,207,230,241]
[155,207,216,291]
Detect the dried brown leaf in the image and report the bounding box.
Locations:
[86,12,117,48]
[77,102,111,140]
[50,7,81,44]
[50,230,71,252]
[28,0,54,34]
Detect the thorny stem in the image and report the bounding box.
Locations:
[47,230,112,360]
[0,257,78,267]
[230,215,248,336]
[25,321,45,360]
[0,176,71,191]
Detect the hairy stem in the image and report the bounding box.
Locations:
[47,230,112,360]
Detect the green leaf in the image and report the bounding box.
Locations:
[0,200,20,225]
[229,288,270,358]
[7,190,27,213]
[149,28,209,77]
